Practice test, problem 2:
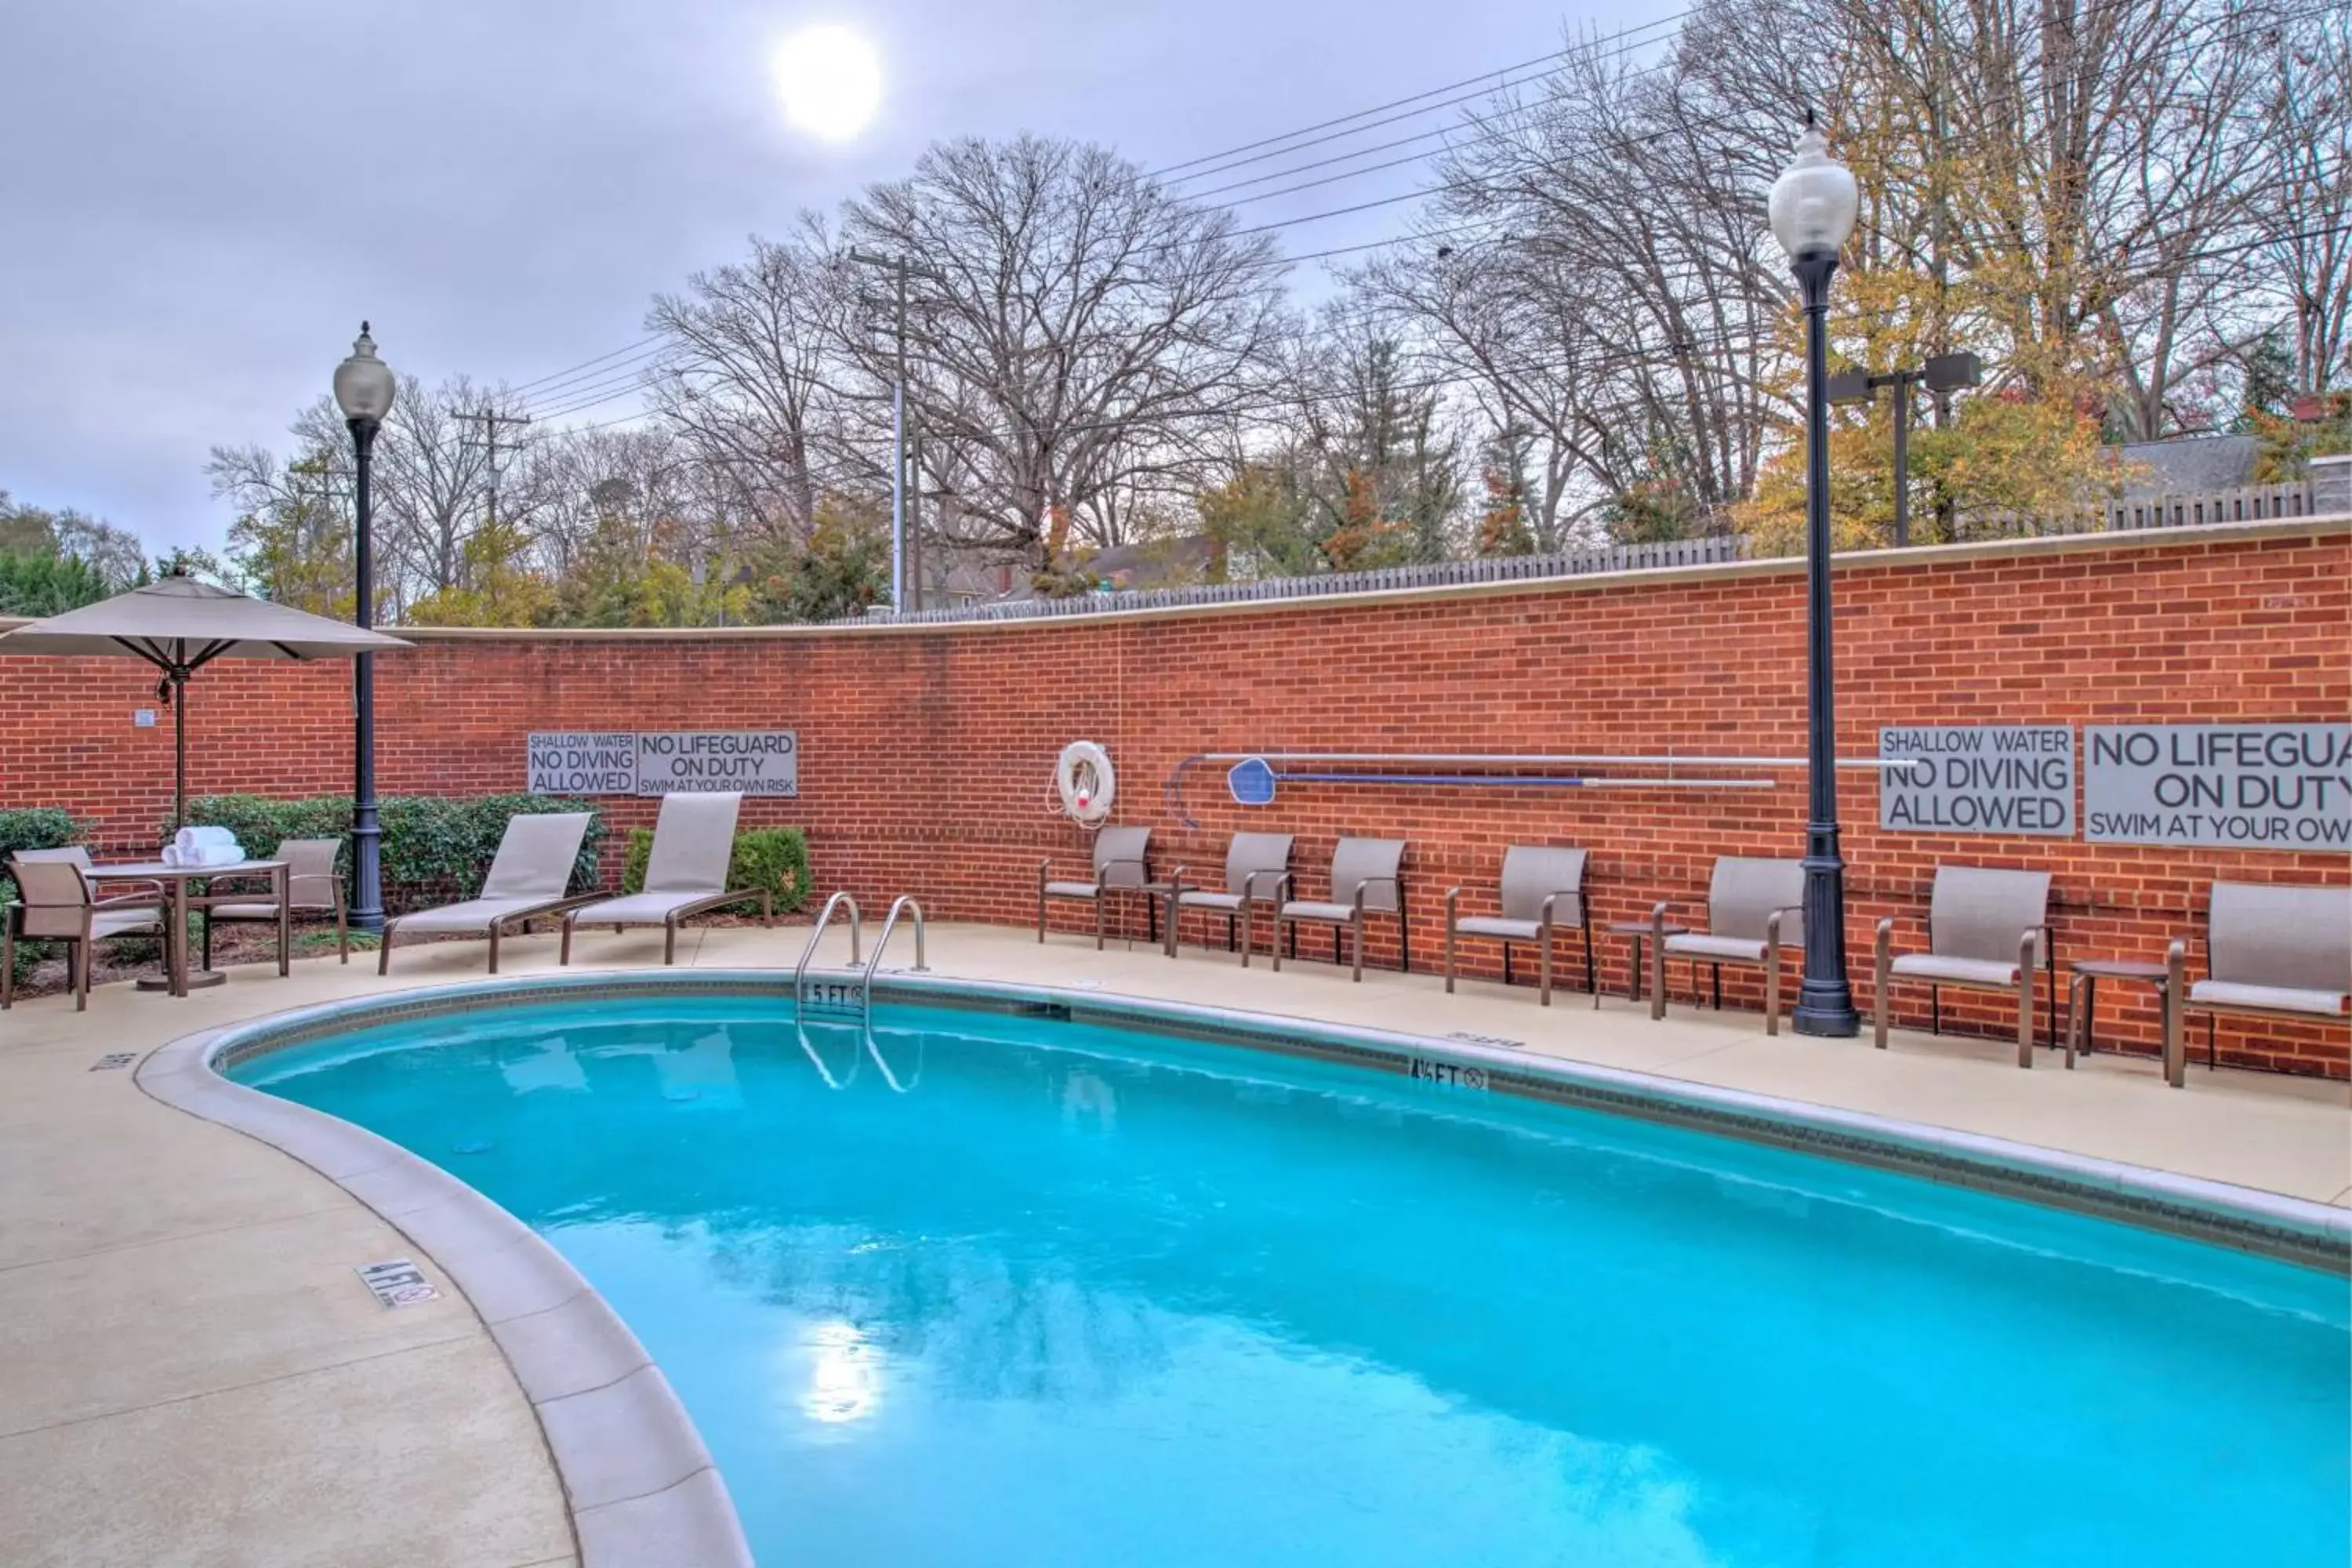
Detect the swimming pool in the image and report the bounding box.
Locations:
[223,982,2349,1566]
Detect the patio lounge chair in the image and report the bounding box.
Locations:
[2165,882,2350,1088]
[197,837,348,974]
[1873,866,2055,1067]
[1272,837,1408,982]
[1036,826,1152,949]
[379,811,595,975]
[1650,857,1805,1033]
[1163,832,1293,964]
[2,851,166,1011]
[1445,845,1593,1005]
[560,793,771,966]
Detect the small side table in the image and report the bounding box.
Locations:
[2067,958,2175,1082]
[1603,921,1687,1009]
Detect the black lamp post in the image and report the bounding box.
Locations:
[1769,118,1861,1037]
[332,323,395,931]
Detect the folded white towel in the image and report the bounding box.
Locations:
[174,826,238,852]
[162,837,244,868]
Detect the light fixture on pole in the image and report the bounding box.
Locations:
[1769,115,1861,1038]
[332,322,396,932]
[1826,352,1981,546]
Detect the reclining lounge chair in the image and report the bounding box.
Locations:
[2165,881,2350,1089]
[561,793,771,966]
[1444,844,1592,1005]
[379,811,595,975]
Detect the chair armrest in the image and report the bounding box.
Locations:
[1767,903,1806,946]
[1349,875,1399,914]
[1649,899,1692,930]
[1167,863,1191,891]
[1244,869,1291,903]
[1445,887,1464,924]
[2165,938,2187,991]
[1537,891,1559,930]
[2017,927,2040,975]
[93,892,162,913]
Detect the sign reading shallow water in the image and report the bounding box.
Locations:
[527,731,798,797]
[1879,726,2074,836]
[2085,724,2352,849]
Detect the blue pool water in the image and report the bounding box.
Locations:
[236,996,2350,1566]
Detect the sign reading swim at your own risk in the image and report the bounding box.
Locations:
[2084,724,2350,849]
[527,731,798,797]
[1878,726,2074,836]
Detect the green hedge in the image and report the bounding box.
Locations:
[180,794,607,912]
[0,806,81,981]
[620,824,808,915]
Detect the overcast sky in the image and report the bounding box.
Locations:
[0,0,1679,554]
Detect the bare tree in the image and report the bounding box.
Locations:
[840,136,1289,564]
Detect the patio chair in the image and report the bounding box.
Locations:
[1036,826,1152,949]
[380,811,595,975]
[2165,882,2350,1088]
[1872,866,2055,1068]
[2,852,165,1011]
[1272,837,1409,982]
[197,837,348,975]
[1649,857,1806,1033]
[560,793,772,966]
[1445,845,1593,1006]
[1163,832,1293,964]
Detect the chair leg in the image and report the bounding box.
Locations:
[1872,946,1890,1049]
[1398,907,1409,973]
[559,914,576,965]
[336,890,349,964]
[279,908,292,978]
[1583,929,1595,995]
[0,912,13,1009]
[1095,898,1105,952]
[378,918,397,975]
[1710,964,1722,1011]
[1351,918,1363,982]
[1929,987,1940,1035]
[73,938,89,1011]
[1539,935,1553,1007]
[2015,971,2034,1069]
[1765,945,1780,1035]
[488,921,502,975]
[1649,938,1666,1021]
[664,917,679,966]
[1271,917,1283,971]
[1443,917,1456,993]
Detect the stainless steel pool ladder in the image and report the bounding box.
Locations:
[860,897,928,1091]
[793,892,866,1088]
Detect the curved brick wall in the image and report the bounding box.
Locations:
[2,519,2344,1074]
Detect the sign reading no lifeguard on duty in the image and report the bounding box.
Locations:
[527,731,798,797]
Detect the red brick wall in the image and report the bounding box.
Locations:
[3,522,2345,1074]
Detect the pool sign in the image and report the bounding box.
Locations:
[528,731,798,797]
[2085,724,2352,849]
[1878,726,2074,836]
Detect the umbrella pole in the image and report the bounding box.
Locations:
[172,667,189,832]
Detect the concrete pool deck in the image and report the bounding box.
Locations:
[2,918,2346,1564]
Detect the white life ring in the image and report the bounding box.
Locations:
[1055,741,1116,824]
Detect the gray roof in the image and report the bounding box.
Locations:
[2114,434,2260,497]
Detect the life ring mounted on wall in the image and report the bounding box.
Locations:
[1054,741,1116,825]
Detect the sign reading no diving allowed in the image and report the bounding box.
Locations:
[527,731,798,797]
[1879,727,2075,836]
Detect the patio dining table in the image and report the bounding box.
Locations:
[89,860,285,997]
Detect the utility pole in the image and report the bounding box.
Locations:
[848,248,918,612]
[459,408,534,543]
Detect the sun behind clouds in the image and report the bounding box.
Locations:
[771,24,883,143]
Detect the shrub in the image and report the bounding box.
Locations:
[180,793,606,913]
[620,824,809,915]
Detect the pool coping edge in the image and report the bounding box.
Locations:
[135,1021,753,1568]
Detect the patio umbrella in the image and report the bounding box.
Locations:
[0,568,409,831]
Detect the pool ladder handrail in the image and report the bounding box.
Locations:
[795,891,863,1009]
[861,896,928,1091]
